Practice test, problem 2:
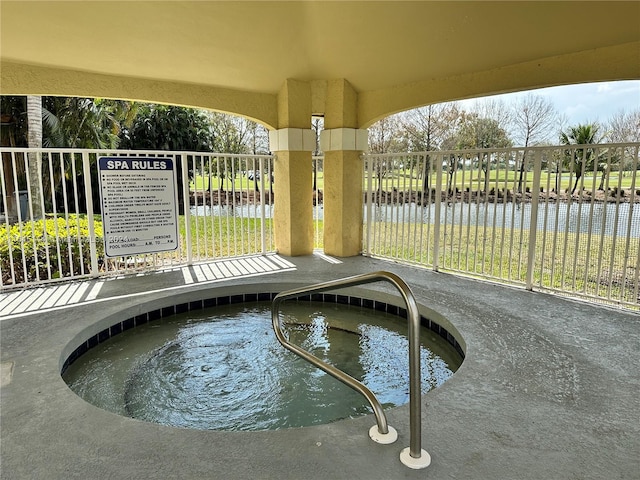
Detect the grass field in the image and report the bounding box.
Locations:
[177,215,275,259]
[192,168,637,199]
[371,169,638,193]
[367,220,638,307]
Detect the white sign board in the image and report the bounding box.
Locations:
[98,157,179,257]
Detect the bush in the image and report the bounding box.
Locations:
[0,215,104,285]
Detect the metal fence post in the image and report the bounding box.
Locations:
[259,156,267,254]
[433,154,443,272]
[526,150,542,290]
[181,153,192,264]
[82,152,100,277]
[365,155,374,256]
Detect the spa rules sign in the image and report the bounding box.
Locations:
[98,157,179,257]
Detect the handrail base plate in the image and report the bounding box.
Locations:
[369,425,398,444]
[400,447,431,469]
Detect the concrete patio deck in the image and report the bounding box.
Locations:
[1,254,639,479]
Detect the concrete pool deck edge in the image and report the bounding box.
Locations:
[1,255,639,479]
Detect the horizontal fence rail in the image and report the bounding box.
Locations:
[363,143,640,309]
[0,147,275,288]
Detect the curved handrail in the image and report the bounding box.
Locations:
[271,271,428,464]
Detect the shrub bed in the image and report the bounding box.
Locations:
[0,215,104,285]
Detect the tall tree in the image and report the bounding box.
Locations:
[42,97,135,149]
[510,94,558,192]
[472,98,512,132]
[401,102,462,152]
[120,104,212,151]
[400,102,461,191]
[455,113,512,191]
[0,96,27,146]
[604,109,640,144]
[209,112,251,154]
[368,115,405,200]
[249,120,270,155]
[120,104,214,213]
[26,96,43,219]
[0,96,26,220]
[39,97,138,214]
[247,119,270,192]
[207,112,264,191]
[368,115,404,154]
[595,109,640,189]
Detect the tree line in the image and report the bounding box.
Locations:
[2,93,638,156]
[368,94,639,154]
[0,96,271,153]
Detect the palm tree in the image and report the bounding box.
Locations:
[560,123,600,194]
[40,97,139,213]
[26,96,43,219]
[1,96,137,216]
[43,97,135,149]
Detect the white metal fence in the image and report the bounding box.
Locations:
[0,148,275,288]
[363,143,640,309]
[3,144,639,310]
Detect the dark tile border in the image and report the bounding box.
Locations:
[61,292,465,374]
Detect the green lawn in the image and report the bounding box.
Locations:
[177,215,275,259]
[367,220,638,307]
[191,172,326,192]
[369,169,638,194]
[193,168,637,197]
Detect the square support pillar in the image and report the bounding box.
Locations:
[320,79,366,257]
[323,149,363,257]
[273,149,314,256]
[271,79,314,256]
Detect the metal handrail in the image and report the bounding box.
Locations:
[271,271,430,468]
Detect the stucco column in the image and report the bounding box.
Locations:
[320,79,368,257]
[269,79,314,256]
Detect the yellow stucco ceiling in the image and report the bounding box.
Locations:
[1,1,639,126]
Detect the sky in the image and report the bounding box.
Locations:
[460,80,640,127]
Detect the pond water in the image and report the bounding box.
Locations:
[192,201,640,238]
[365,201,640,238]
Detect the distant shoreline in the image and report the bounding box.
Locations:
[189,187,640,206]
